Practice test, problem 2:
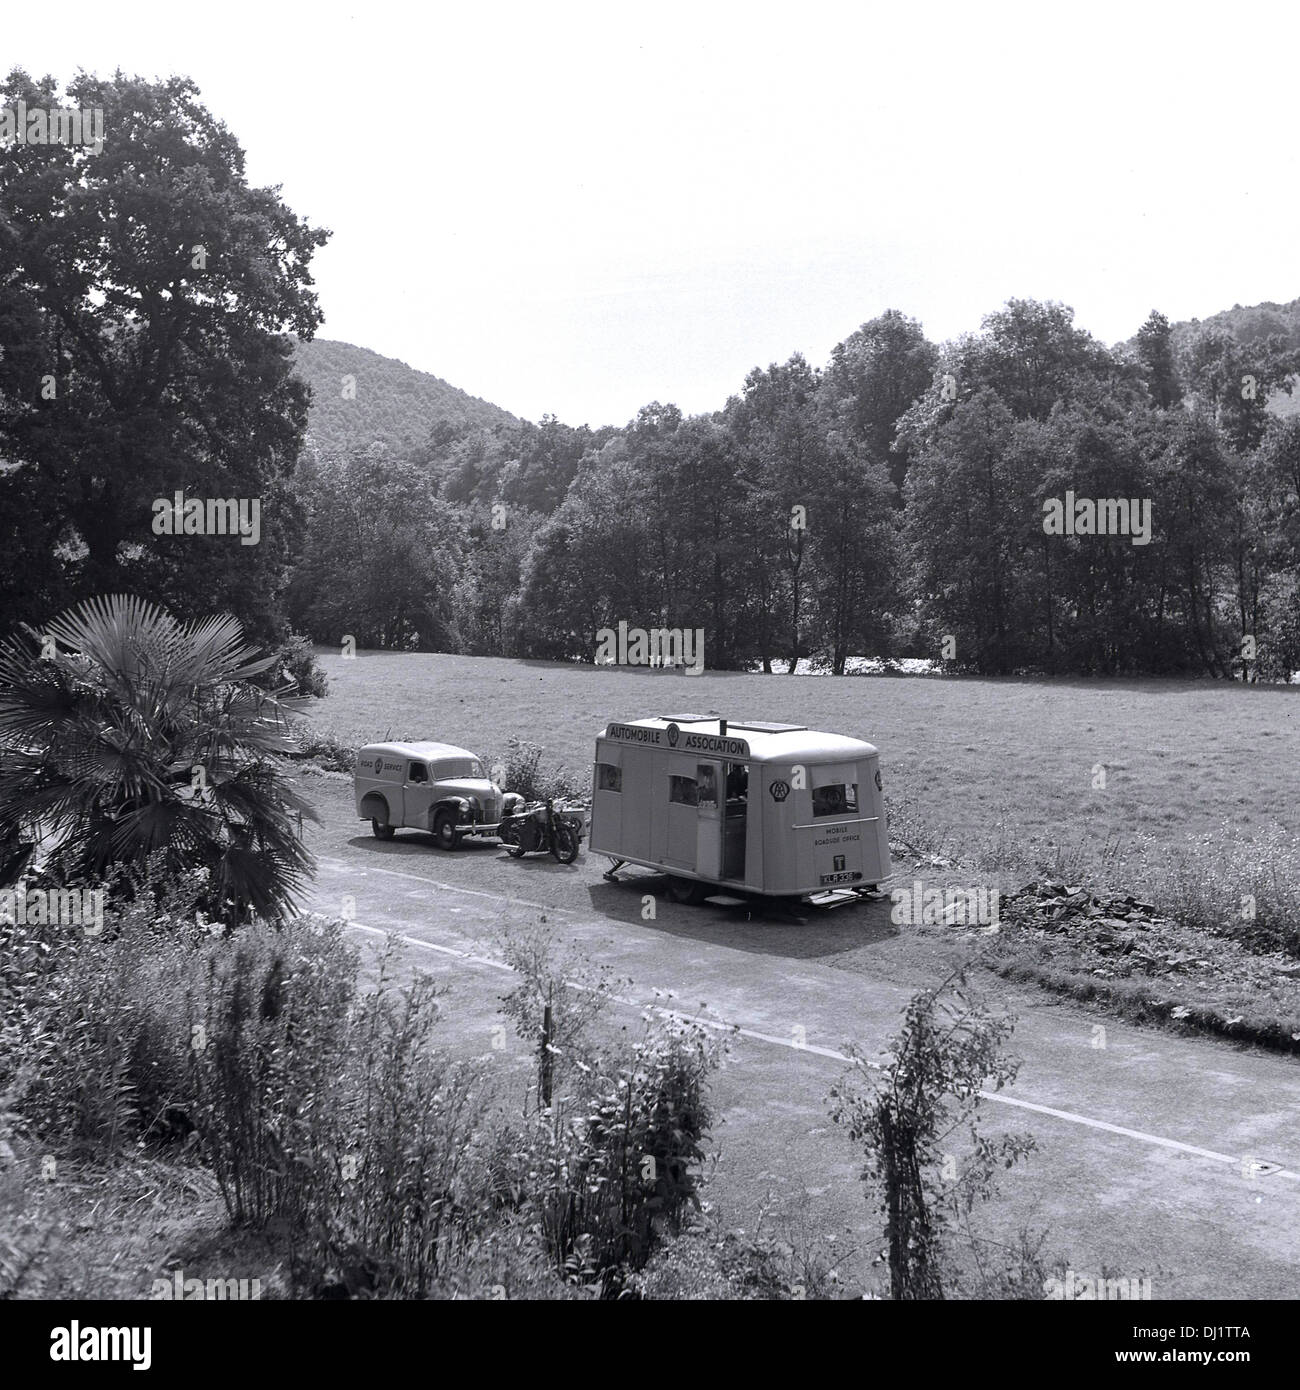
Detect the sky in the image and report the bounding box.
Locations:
[7,1,1300,427]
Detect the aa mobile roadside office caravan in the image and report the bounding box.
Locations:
[590,716,890,906]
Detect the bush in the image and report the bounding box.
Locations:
[184,919,359,1227]
[0,869,218,1156]
[289,947,490,1297]
[484,737,586,803]
[292,724,356,772]
[265,633,329,699]
[829,967,1035,1300]
[493,924,718,1295]
[632,1223,851,1300]
[0,1094,58,1298]
[492,1014,718,1297]
[2,876,722,1299]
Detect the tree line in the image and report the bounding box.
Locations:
[290,301,1300,679]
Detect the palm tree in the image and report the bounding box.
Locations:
[0,594,317,924]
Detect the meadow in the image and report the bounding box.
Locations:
[308,649,1300,873]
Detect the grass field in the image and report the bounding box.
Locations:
[306,648,1300,865]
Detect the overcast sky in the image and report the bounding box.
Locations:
[9,1,1300,426]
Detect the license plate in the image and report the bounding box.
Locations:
[819,870,862,886]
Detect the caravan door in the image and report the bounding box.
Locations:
[663,760,698,869]
[694,760,722,879]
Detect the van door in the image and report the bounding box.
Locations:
[402,760,435,829]
[695,760,722,879]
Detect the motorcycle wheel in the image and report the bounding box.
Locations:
[550,821,580,864]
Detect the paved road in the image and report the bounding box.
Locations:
[302,776,1300,1298]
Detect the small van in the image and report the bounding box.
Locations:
[355,741,520,849]
[589,715,890,906]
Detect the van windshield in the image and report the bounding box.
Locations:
[432,758,484,780]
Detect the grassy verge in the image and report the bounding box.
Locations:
[885,773,1300,1054]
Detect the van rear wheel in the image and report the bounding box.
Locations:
[371,818,395,841]
[666,875,709,905]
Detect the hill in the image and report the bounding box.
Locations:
[291,338,518,457]
[1168,297,1300,352]
[1162,297,1300,418]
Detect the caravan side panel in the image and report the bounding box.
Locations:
[589,740,623,855]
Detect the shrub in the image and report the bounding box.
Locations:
[484,737,586,803]
[631,1221,854,1301]
[493,925,718,1295]
[263,633,329,699]
[505,1013,718,1297]
[497,920,624,1107]
[829,967,1035,1300]
[0,1094,59,1298]
[289,947,490,1297]
[3,882,722,1300]
[183,918,359,1227]
[0,868,217,1156]
[291,724,356,773]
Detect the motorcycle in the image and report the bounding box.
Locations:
[498,798,585,864]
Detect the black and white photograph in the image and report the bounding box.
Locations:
[1,0,1297,1362]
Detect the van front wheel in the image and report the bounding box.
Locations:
[371,818,396,841]
[433,811,459,851]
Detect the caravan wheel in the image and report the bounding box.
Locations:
[666,875,710,905]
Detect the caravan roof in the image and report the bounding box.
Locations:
[599,717,877,765]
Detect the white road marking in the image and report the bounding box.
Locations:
[347,919,1300,1190]
[318,856,570,917]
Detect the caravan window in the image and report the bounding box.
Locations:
[811,781,858,818]
[597,763,622,792]
[669,774,699,806]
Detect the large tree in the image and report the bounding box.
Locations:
[1134,309,1183,410]
[0,69,329,644]
[824,309,937,498]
